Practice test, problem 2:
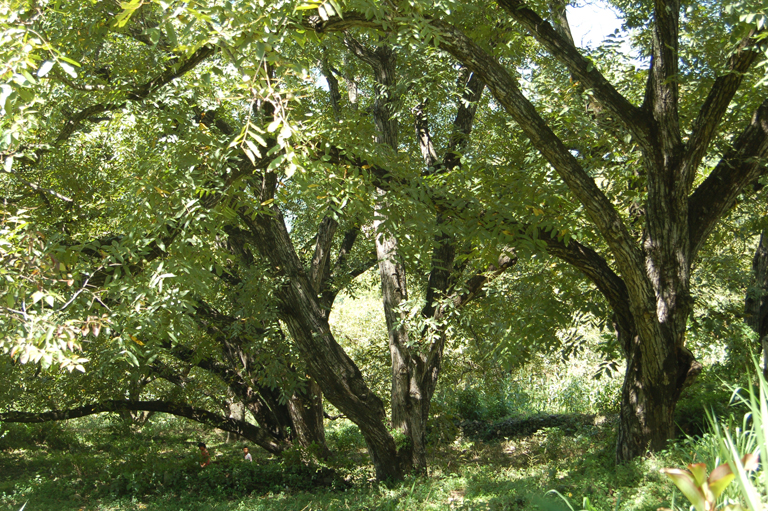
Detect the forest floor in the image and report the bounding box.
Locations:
[0,413,695,511]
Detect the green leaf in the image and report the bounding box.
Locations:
[245,139,262,159]
[37,61,54,77]
[58,61,77,78]
[688,463,708,487]
[660,468,707,511]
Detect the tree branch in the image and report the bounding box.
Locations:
[310,216,339,295]
[54,44,216,144]
[681,32,761,191]
[645,0,681,161]
[428,20,649,297]
[0,399,287,453]
[413,100,440,168]
[495,0,651,148]
[689,98,768,258]
[442,69,485,171]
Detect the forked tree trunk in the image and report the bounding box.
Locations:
[280,308,403,479]
[245,206,405,481]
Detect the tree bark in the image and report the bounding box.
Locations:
[0,400,288,454]
[241,206,405,481]
[287,378,331,458]
[746,230,768,379]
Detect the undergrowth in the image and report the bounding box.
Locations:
[0,412,698,511]
[0,359,756,511]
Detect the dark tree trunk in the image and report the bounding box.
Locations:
[746,230,768,379]
[287,378,331,458]
[614,317,698,461]
[242,205,405,481]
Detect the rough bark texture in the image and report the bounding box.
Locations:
[240,204,404,481]
[746,230,768,379]
[288,378,331,458]
[307,1,768,462]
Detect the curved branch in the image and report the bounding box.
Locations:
[450,252,517,310]
[495,0,651,148]
[55,44,216,144]
[689,98,768,258]
[682,32,761,190]
[429,20,650,299]
[536,228,634,335]
[0,399,287,454]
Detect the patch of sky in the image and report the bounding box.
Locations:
[567,0,623,49]
[567,0,648,68]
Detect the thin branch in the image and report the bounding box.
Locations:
[50,68,110,92]
[54,44,216,145]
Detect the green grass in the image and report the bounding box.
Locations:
[0,414,692,511]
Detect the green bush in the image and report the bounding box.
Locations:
[456,387,484,421]
[327,422,366,451]
[675,365,734,436]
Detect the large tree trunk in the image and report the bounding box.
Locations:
[243,205,405,481]
[614,317,698,461]
[287,378,331,458]
[746,230,768,378]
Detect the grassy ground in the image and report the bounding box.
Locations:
[0,413,691,511]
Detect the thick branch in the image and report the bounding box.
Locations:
[682,33,760,190]
[689,98,768,257]
[413,100,440,168]
[321,51,343,117]
[442,69,485,171]
[0,400,286,453]
[537,229,633,334]
[430,20,649,298]
[495,0,651,149]
[646,0,681,161]
[450,252,517,310]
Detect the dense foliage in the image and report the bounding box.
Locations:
[1,0,767,484]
